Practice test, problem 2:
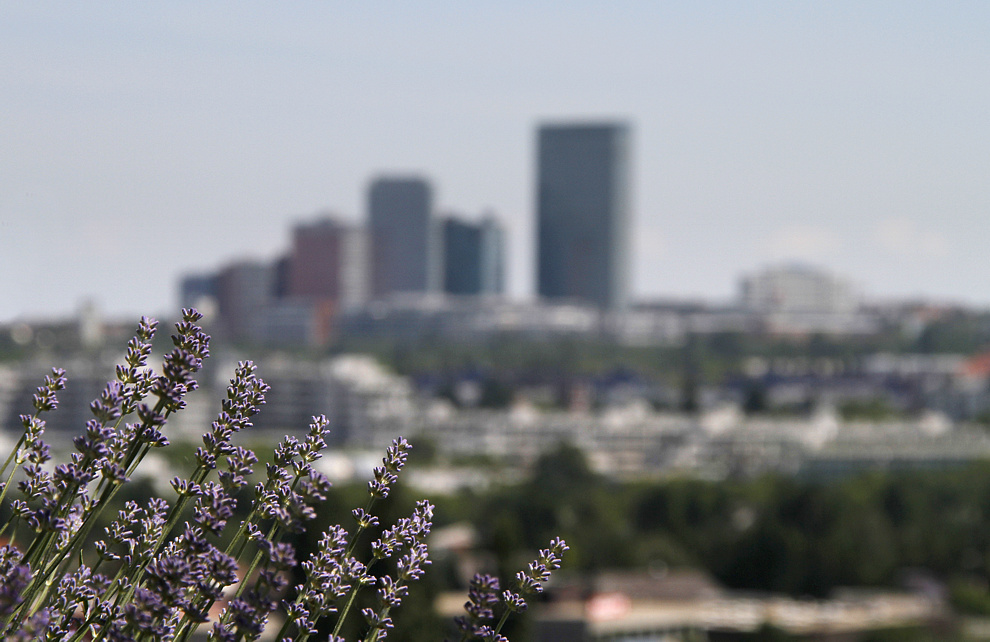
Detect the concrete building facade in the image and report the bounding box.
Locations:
[537,123,631,310]
[478,215,505,295]
[368,177,436,298]
[215,260,274,341]
[286,217,368,310]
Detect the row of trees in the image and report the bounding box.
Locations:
[469,445,990,598]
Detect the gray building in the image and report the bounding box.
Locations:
[479,215,505,295]
[442,217,481,295]
[441,214,505,296]
[368,177,436,297]
[179,273,218,312]
[537,123,631,310]
[740,264,874,335]
[215,260,274,341]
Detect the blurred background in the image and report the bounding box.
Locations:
[4,2,990,640]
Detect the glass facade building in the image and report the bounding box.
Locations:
[537,123,631,310]
[368,177,435,297]
[441,215,505,296]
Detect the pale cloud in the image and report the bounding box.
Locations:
[764,225,841,262]
[875,218,950,259]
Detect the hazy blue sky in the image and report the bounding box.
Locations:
[3,2,990,322]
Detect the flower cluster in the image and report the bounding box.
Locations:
[452,537,569,642]
[0,309,566,642]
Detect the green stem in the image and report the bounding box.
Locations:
[0,432,27,480]
[30,399,171,609]
[331,588,362,639]
[222,470,285,562]
[29,409,133,584]
[65,601,108,642]
[0,433,27,510]
[0,515,17,547]
[492,609,512,638]
[4,529,56,629]
[232,523,280,602]
[272,612,297,641]
[117,462,210,601]
[329,497,380,639]
[22,400,174,639]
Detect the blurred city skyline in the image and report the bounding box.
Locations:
[3,2,990,322]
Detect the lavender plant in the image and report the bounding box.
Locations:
[0,310,565,641]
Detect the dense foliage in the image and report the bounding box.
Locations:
[464,443,990,610]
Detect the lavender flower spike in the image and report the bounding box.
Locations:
[368,438,411,499]
[457,537,568,641]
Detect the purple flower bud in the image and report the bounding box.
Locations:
[32,368,67,412]
[0,557,32,617]
[501,589,527,613]
[352,507,380,529]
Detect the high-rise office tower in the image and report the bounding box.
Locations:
[286,217,368,309]
[368,177,436,297]
[478,215,506,295]
[442,217,481,295]
[441,214,506,296]
[537,123,631,309]
[215,260,274,340]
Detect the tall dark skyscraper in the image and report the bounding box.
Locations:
[442,217,482,295]
[368,177,435,297]
[441,214,505,296]
[537,123,631,309]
